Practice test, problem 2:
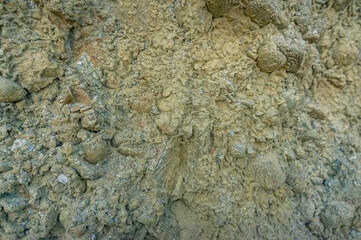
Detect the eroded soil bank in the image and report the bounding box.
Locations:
[0,0,360,239]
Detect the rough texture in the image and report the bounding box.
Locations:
[0,0,360,239]
[0,78,27,103]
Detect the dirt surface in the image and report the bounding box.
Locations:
[0,0,360,239]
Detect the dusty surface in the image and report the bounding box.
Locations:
[0,0,360,239]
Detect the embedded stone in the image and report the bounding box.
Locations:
[0,78,27,103]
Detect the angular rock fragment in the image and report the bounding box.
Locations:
[27,205,59,239]
[0,195,29,213]
[257,44,287,73]
[17,50,63,93]
[308,105,327,120]
[81,108,100,131]
[0,77,27,103]
[228,141,247,158]
[68,154,105,179]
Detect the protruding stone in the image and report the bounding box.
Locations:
[308,105,327,120]
[229,141,247,158]
[205,0,234,17]
[0,126,8,141]
[0,195,29,213]
[245,0,289,30]
[254,152,286,191]
[278,40,306,73]
[18,50,63,93]
[61,142,74,157]
[82,136,108,164]
[0,78,27,103]
[332,40,358,67]
[68,154,105,179]
[257,44,287,73]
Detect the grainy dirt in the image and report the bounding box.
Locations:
[0,0,360,239]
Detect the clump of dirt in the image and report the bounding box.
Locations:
[0,0,360,239]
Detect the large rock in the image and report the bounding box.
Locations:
[257,44,287,73]
[17,50,63,93]
[0,77,27,103]
[245,0,289,30]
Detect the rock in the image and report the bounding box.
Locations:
[0,173,19,195]
[257,44,287,73]
[307,217,324,236]
[59,208,89,237]
[332,0,353,11]
[108,59,119,71]
[72,226,86,238]
[264,107,279,125]
[310,177,323,185]
[118,144,143,157]
[17,0,28,11]
[229,141,247,158]
[4,2,18,13]
[205,0,234,17]
[277,40,306,73]
[308,105,327,120]
[81,108,100,131]
[68,154,105,179]
[175,0,212,34]
[1,220,25,235]
[254,152,286,191]
[0,161,13,173]
[111,132,126,147]
[0,78,27,103]
[61,142,74,157]
[245,0,289,30]
[18,50,63,93]
[303,30,320,43]
[293,15,310,34]
[182,125,193,139]
[0,195,29,213]
[298,200,316,223]
[0,126,8,141]
[105,71,122,89]
[332,40,358,67]
[286,173,310,194]
[155,112,183,136]
[28,205,59,239]
[156,112,171,133]
[325,74,346,89]
[82,136,108,164]
[320,201,355,229]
